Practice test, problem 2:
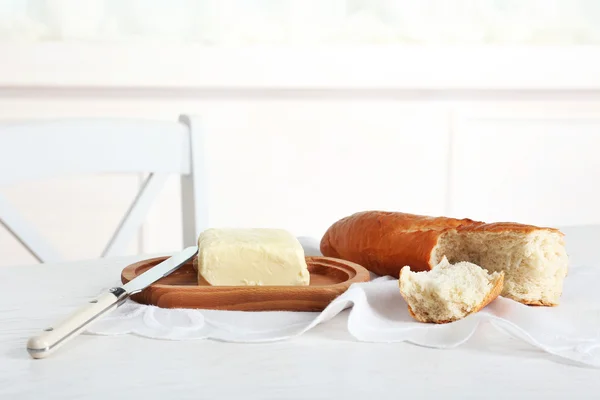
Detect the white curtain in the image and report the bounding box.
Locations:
[0,0,599,45]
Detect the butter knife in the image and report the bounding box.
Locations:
[26,246,199,359]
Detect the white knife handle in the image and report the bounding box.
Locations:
[26,287,128,359]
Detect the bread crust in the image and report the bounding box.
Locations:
[320,211,480,277]
[399,269,504,324]
[320,211,563,278]
[518,299,557,307]
[456,221,563,235]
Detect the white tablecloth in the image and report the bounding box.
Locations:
[2,225,600,399]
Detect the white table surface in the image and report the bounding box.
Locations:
[2,225,600,400]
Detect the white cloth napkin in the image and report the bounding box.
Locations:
[86,238,600,368]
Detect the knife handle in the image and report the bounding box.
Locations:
[26,287,128,359]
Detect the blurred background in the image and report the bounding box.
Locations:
[1,0,600,266]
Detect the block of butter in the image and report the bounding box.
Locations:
[196,228,310,286]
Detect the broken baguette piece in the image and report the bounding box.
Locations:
[320,211,568,306]
[398,256,504,324]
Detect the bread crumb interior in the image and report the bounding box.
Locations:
[400,257,500,322]
[431,230,568,305]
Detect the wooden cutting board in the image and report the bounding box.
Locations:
[121,256,371,311]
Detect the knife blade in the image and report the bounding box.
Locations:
[26,246,199,359]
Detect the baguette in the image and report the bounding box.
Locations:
[398,257,504,324]
[320,211,569,306]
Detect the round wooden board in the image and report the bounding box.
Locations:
[121,256,371,312]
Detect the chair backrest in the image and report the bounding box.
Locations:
[0,115,206,263]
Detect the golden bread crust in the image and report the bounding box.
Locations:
[456,221,563,235]
[320,211,480,277]
[515,298,557,307]
[473,272,505,313]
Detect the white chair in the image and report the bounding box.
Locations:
[0,114,206,263]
